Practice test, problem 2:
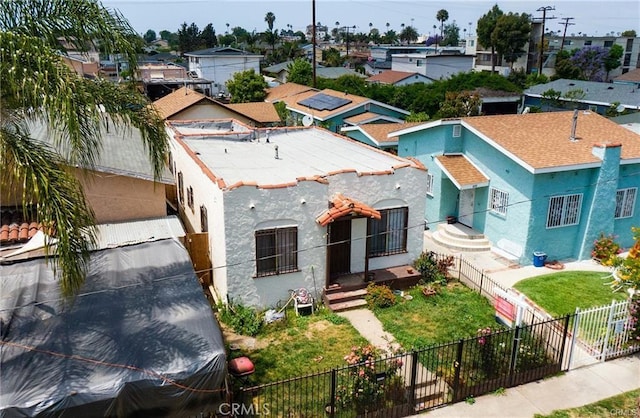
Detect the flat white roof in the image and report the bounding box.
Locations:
[171,123,415,188]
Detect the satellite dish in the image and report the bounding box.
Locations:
[616,104,626,113]
[302,115,313,127]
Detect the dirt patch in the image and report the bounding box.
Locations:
[304,319,329,339]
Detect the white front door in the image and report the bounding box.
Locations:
[458,189,475,227]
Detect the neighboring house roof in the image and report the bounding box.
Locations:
[153,86,215,119]
[273,87,409,122]
[524,79,640,110]
[343,122,424,146]
[184,46,262,57]
[225,102,281,124]
[343,112,405,125]
[263,60,293,73]
[167,121,422,190]
[316,67,366,79]
[435,154,490,189]
[366,70,426,84]
[28,120,173,183]
[0,237,226,417]
[266,82,317,102]
[471,87,521,103]
[613,68,640,83]
[316,193,381,226]
[153,87,281,124]
[461,111,640,173]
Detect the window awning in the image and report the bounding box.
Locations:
[316,193,381,226]
[435,154,490,190]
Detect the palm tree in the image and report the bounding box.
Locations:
[0,0,168,297]
[436,9,449,48]
[265,12,276,32]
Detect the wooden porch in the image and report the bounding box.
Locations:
[324,265,423,312]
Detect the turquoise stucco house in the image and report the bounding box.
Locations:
[390,110,640,265]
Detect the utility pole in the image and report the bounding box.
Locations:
[559,17,575,53]
[340,25,356,58]
[536,6,556,75]
[312,0,316,87]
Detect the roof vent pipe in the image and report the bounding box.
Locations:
[274,145,279,159]
[569,109,579,142]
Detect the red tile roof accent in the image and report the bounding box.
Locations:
[316,193,381,226]
[173,133,227,189]
[405,157,427,171]
[0,211,44,246]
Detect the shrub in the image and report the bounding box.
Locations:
[218,300,263,336]
[591,233,621,265]
[365,283,397,309]
[413,251,453,285]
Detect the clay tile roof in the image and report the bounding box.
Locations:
[0,209,45,246]
[367,70,419,84]
[316,193,381,227]
[359,122,425,144]
[266,82,317,102]
[435,154,489,189]
[462,111,640,171]
[225,102,281,123]
[152,87,212,119]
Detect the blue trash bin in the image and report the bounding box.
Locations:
[533,251,547,267]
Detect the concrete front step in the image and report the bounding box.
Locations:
[325,288,368,302]
[438,223,485,239]
[328,298,368,312]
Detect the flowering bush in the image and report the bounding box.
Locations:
[626,296,640,346]
[365,283,397,309]
[335,345,404,414]
[609,228,640,293]
[591,233,622,265]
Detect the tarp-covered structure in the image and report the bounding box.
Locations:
[0,238,227,417]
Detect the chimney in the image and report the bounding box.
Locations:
[569,109,579,142]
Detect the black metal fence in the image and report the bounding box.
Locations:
[231,315,571,417]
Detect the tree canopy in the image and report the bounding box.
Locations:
[0,0,168,297]
[226,69,268,103]
[286,58,313,85]
[491,12,531,68]
[477,4,504,73]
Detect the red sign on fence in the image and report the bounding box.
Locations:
[495,295,516,327]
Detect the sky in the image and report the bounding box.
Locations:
[103,0,639,39]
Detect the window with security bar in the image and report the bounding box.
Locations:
[255,227,298,276]
[546,194,582,228]
[615,188,636,219]
[426,173,434,196]
[489,188,509,216]
[368,207,408,257]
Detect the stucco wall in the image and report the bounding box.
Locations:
[170,128,427,307]
[76,169,167,223]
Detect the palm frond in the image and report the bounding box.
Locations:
[1,123,96,298]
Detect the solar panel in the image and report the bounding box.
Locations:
[298,93,352,111]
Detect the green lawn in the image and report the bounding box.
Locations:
[535,389,640,417]
[513,271,627,317]
[374,282,503,349]
[235,308,368,383]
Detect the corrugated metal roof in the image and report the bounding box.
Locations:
[94,216,185,249]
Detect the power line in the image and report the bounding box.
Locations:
[2,169,638,313]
